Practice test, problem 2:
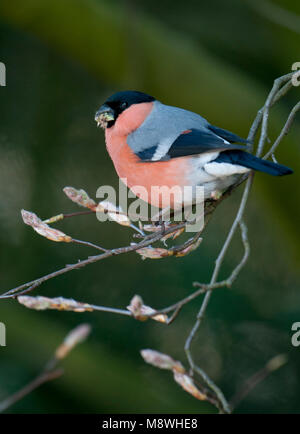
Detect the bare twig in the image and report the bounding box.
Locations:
[72,238,108,252]
[0,222,189,299]
[230,354,288,410]
[149,218,250,320]
[256,73,294,157]
[183,174,254,414]
[1,72,297,414]
[263,101,300,160]
[180,72,296,413]
[0,324,91,413]
[17,295,133,317]
[0,369,64,413]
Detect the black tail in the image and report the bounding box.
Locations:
[215,150,293,176]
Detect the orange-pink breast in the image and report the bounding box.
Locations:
[105,103,190,208]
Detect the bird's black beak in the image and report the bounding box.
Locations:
[95,104,115,128]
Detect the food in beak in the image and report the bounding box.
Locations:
[95,105,115,129]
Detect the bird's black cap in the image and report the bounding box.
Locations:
[96,90,155,129]
[106,90,155,107]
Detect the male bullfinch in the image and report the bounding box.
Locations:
[95,91,292,209]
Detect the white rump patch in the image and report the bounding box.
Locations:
[204,162,250,177]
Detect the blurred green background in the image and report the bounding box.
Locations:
[0,0,299,414]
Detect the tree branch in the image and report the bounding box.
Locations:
[0,324,91,413]
[1,72,297,414]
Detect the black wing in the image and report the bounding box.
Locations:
[166,128,250,160]
[208,124,250,144]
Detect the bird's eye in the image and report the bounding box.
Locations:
[120,102,128,110]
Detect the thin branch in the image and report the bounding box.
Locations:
[0,224,183,299]
[89,303,132,316]
[17,295,133,317]
[1,203,226,300]
[225,220,250,286]
[184,174,254,361]
[0,369,64,413]
[177,72,296,412]
[43,210,95,224]
[72,238,108,252]
[150,218,250,319]
[0,324,91,413]
[1,72,297,414]
[263,101,300,160]
[62,210,95,218]
[256,73,294,157]
[181,175,253,414]
[184,184,253,413]
[230,354,288,410]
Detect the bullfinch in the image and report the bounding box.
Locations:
[95,91,292,209]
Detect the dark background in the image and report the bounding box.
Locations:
[0,0,299,413]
